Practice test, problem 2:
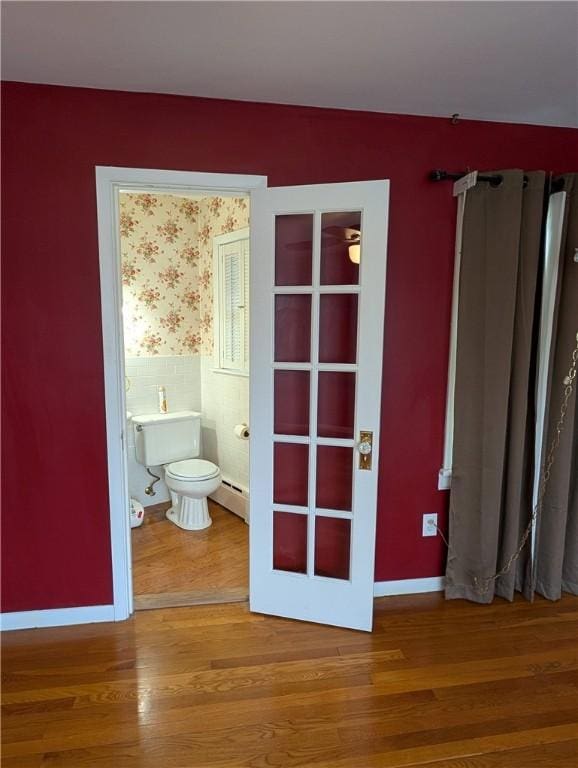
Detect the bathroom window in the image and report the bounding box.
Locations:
[213,229,250,374]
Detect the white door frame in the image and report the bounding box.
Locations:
[95,166,267,621]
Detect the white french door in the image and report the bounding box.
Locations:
[249,180,389,631]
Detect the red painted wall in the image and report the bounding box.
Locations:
[2,82,576,612]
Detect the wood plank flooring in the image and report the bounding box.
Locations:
[132,501,248,608]
[2,593,578,767]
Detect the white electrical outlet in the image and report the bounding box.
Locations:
[422,513,438,537]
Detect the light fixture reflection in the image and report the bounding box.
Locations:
[348,243,360,264]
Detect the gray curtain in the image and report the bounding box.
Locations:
[535,175,578,600]
[445,170,545,603]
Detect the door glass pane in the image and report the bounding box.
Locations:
[317,372,355,439]
[274,512,307,574]
[274,370,310,436]
[319,294,358,364]
[316,445,353,511]
[315,517,351,580]
[320,212,361,285]
[275,294,311,362]
[275,214,313,286]
[273,443,309,507]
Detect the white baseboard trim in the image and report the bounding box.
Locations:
[210,480,249,523]
[1,581,444,631]
[374,577,445,597]
[0,604,116,632]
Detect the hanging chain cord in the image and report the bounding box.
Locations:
[436,331,578,595]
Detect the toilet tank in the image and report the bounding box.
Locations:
[132,410,201,466]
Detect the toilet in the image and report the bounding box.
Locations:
[132,410,221,530]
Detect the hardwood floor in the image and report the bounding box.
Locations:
[2,593,577,767]
[132,500,248,609]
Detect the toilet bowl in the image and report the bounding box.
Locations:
[132,410,222,531]
[164,458,221,530]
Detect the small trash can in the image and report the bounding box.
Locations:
[130,498,145,528]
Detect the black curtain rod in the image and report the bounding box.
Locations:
[430,169,511,187]
[430,169,565,192]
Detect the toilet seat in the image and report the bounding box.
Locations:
[166,458,220,482]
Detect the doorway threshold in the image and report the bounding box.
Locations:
[134,587,249,611]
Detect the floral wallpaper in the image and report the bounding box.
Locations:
[196,195,250,355]
[120,193,249,356]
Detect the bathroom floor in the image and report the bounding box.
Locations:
[131,500,248,609]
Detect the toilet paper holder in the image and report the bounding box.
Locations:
[234,423,250,440]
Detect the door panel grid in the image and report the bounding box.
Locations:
[272,209,361,581]
[250,179,389,631]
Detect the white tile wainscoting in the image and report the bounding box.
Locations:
[125,355,201,415]
[124,355,250,510]
[200,356,250,492]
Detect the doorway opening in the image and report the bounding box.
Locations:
[96,168,266,618]
[120,189,251,609]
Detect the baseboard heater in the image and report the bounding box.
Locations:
[210,478,249,523]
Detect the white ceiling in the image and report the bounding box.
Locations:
[2,1,577,127]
